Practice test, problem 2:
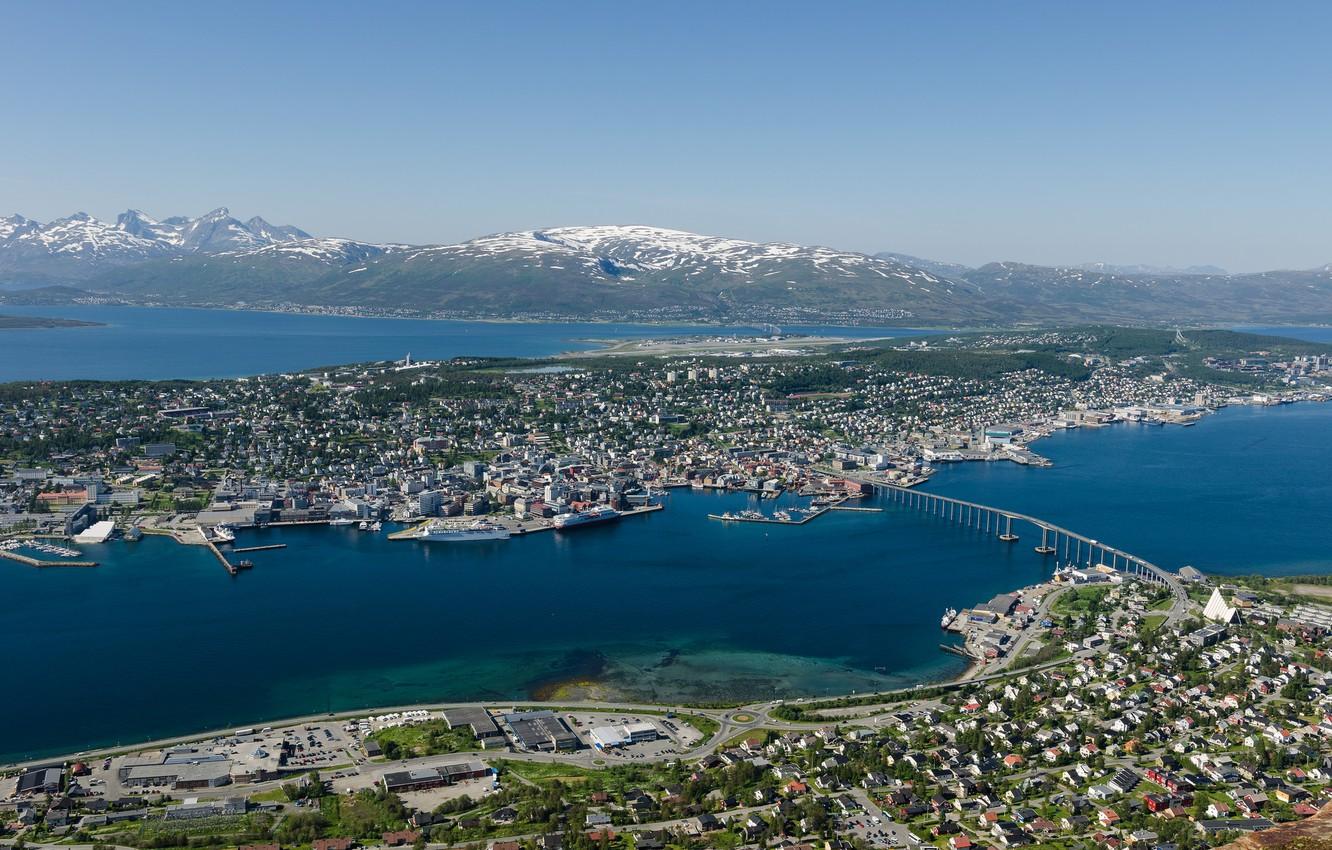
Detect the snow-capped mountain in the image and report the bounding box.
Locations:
[7,213,1332,324]
[0,214,38,242]
[404,225,961,289]
[0,208,349,279]
[71,223,993,321]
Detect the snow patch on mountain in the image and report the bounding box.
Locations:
[403,225,951,289]
[0,207,390,274]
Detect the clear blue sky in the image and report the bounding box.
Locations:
[3,1,1329,271]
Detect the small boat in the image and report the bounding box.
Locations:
[328,517,356,526]
[370,521,383,532]
[358,520,369,531]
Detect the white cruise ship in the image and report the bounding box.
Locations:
[552,505,621,530]
[414,520,511,542]
[212,524,236,543]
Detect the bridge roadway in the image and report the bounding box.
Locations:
[871,480,1190,623]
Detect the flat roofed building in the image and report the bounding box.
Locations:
[588,726,629,749]
[123,761,233,789]
[74,519,116,543]
[623,722,658,743]
[503,710,579,752]
[443,707,503,740]
[381,761,491,793]
[1187,624,1228,648]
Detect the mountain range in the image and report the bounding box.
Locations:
[2,208,1330,326]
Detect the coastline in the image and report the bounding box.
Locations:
[5,349,1331,761]
[2,299,941,330]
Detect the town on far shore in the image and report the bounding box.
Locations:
[4,326,1332,850]
[3,327,1329,556]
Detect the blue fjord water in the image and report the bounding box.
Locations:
[3,404,1332,761]
[2,312,1330,760]
[0,305,926,381]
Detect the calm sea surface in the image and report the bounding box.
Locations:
[3,404,1330,761]
[0,305,926,381]
[3,313,1330,760]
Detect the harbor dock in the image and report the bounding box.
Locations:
[707,509,824,525]
[200,530,239,576]
[232,544,287,553]
[707,493,879,526]
[0,549,98,568]
[390,502,664,541]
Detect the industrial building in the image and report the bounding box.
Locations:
[120,760,233,789]
[381,761,492,793]
[501,710,580,752]
[16,766,63,796]
[587,721,659,749]
[443,707,504,746]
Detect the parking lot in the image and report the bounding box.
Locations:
[89,720,357,800]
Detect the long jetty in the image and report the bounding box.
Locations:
[873,481,1182,591]
[198,529,238,576]
[232,544,286,553]
[0,550,98,568]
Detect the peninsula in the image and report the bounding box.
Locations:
[0,313,101,329]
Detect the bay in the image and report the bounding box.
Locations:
[4,405,1332,762]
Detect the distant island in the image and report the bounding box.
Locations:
[0,313,101,329]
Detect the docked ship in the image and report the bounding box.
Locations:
[212,524,236,543]
[328,517,357,526]
[552,506,621,530]
[414,520,511,542]
[941,607,959,629]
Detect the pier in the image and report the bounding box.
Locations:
[0,550,98,568]
[873,481,1183,591]
[707,510,823,525]
[199,529,238,576]
[390,502,665,540]
[231,544,287,553]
